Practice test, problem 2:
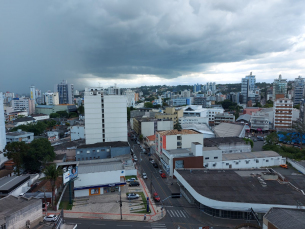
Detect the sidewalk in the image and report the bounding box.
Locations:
[48,175,165,222]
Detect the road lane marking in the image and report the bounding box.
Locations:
[179,210,186,218]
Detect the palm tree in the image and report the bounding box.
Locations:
[42,164,61,209]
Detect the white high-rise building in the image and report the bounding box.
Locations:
[124,89,135,107]
[30,85,36,102]
[44,92,59,105]
[84,87,127,144]
[0,93,7,151]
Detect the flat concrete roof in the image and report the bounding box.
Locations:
[176,169,305,206]
[165,148,193,155]
[204,137,246,147]
[202,146,220,151]
[6,131,34,137]
[77,141,129,149]
[78,161,123,174]
[222,151,280,161]
[214,123,244,137]
[157,129,202,136]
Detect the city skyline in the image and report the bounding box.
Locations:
[1,1,304,93]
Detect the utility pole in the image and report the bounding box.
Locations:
[120,190,122,220]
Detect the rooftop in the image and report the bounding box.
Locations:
[222,151,279,161]
[146,135,156,141]
[0,175,30,192]
[214,123,245,138]
[204,137,247,147]
[77,141,129,149]
[264,208,305,229]
[13,117,35,123]
[165,148,193,155]
[53,139,85,151]
[157,129,202,136]
[6,130,34,137]
[236,114,251,122]
[0,195,41,223]
[181,124,214,135]
[175,169,305,205]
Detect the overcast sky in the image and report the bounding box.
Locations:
[1,0,305,93]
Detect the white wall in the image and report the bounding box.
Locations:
[125,169,137,176]
[85,94,103,144]
[287,158,305,175]
[104,96,127,142]
[206,156,285,169]
[203,150,222,164]
[0,92,6,152]
[157,120,173,131]
[181,134,203,148]
[141,122,154,137]
[71,126,85,141]
[75,189,88,198]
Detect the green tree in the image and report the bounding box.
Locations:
[69,112,78,118]
[56,111,69,118]
[42,164,61,208]
[294,104,300,109]
[243,138,254,148]
[65,122,70,126]
[24,138,56,172]
[4,142,30,175]
[144,102,153,108]
[78,104,84,115]
[254,102,262,107]
[174,120,182,131]
[292,119,305,146]
[265,132,279,145]
[50,113,60,118]
[263,100,273,108]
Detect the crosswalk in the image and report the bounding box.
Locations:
[167,209,189,218]
[151,223,167,229]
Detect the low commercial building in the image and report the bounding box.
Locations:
[155,129,203,159]
[74,158,136,197]
[76,141,130,161]
[250,112,270,132]
[6,130,34,144]
[71,125,85,141]
[0,175,31,198]
[263,207,305,229]
[204,137,251,154]
[181,123,215,138]
[213,123,247,138]
[171,98,191,106]
[133,117,173,137]
[179,116,209,125]
[174,169,305,220]
[47,131,59,142]
[35,104,77,115]
[31,114,50,121]
[0,195,42,229]
[155,107,183,125]
[13,116,35,127]
[214,113,235,125]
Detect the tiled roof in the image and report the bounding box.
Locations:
[157,129,201,136]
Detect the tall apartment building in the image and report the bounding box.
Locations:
[293,76,305,105]
[44,92,59,105]
[241,72,256,104]
[84,87,127,144]
[54,80,74,104]
[273,74,287,100]
[0,93,6,152]
[108,84,120,95]
[30,85,36,103]
[202,82,216,94]
[123,89,135,107]
[274,97,293,130]
[181,90,191,98]
[11,98,35,114]
[193,83,201,93]
[155,107,183,125]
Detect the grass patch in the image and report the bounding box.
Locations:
[125,175,137,180]
[126,192,151,214]
[59,200,73,210]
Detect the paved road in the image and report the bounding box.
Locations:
[129,137,209,229]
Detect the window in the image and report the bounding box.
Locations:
[93,150,96,152]
[87,150,90,154]
[77,151,80,154]
[214,157,218,159]
[205,157,209,160]
[97,150,99,152]
[266,160,269,162]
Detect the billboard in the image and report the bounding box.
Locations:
[63,166,78,184]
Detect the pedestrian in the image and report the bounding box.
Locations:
[144,214,146,220]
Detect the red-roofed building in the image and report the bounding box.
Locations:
[243,107,262,115]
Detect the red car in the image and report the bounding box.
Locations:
[160,173,166,178]
[153,192,160,202]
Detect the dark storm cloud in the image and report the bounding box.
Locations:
[0,0,305,92]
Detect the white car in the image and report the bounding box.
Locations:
[142,173,147,179]
[133,156,138,162]
[150,160,155,164]
[44,215,58,222]
[127,178,137,182]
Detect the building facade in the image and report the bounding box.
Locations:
[274,98,293,129]
[154,107,183,125]
[44,92,59,105]
[54,80,74,104]
[273,75,287,100]
[293,76,305,105]
[71,125,85,141]
[84,87,127,144]
[214,113,235,125]
[133,118,173,137]
[6,130,34,144]
[0,93,6,152]
[124,89,135,107]
[250,112,270,131]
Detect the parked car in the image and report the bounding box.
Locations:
[127,193,140,200]
[127,178,136,182]
[253,138,257,142]
[137,141,140,145]
[280,164,288,169]
[257,136,264,141]
[152,163,158,168]
[133,156,138,162]
[160,173,166,178]
[142,173,147,179]
[44,215,58,222]
[159,170,163,174]
[129,181,140,187]
[150,159,155,164]
[153,192,161,202]
[149,158,153,161]
[130,149,134,155]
